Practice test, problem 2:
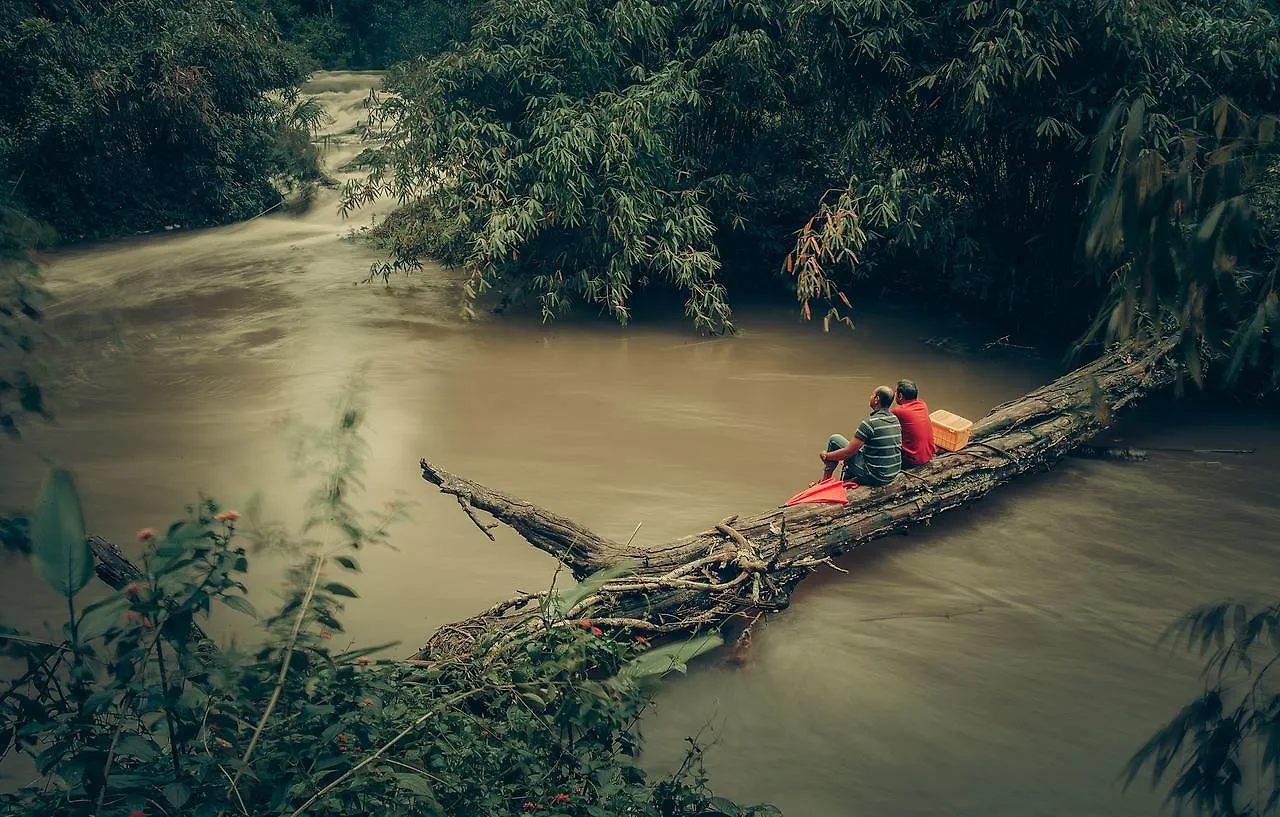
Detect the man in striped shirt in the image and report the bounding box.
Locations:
[818,385,903,486]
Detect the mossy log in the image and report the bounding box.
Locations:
[414,337,1178,658]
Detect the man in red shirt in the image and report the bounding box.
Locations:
[892,379,936,467]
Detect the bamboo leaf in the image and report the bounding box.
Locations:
[30,468,92,600]
[335,555,360,571]
[323,582,359,598]
[618,632,724,681]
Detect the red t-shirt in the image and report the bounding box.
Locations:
[892,399,936,467]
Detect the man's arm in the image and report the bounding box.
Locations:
[821,435,864,463]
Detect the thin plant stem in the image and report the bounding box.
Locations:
[232,551,326,788]
[66,594,78,649]
[156,642,183,778]
[95,627,165,812]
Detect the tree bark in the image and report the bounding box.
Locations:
[90,535,216,649]
[413,337,1178,658]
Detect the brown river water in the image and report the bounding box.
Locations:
[3,71,1279,815]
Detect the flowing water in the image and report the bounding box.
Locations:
[3,71,1279,815]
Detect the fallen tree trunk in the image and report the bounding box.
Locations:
[414,337,1178,658]
[91,535,217,651]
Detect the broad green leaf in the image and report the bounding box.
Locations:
[219,594,257,618]
[163,782,191,809]
[392,773,436,797]
[30,468,91,599]
[77,594,130,640]
[115,733,158,761]
[392,771,445,811]
[547,560,638,619]
[82,688,119,715]
[618,633,723,682]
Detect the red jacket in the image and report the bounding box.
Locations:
[892,399,936,467]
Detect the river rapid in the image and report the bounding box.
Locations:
[2,71,1278,816]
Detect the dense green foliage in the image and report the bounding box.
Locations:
[1126,600,1280,817]
[237,0,471,70]
[0,386,775,817]
[0,204,50,437]
[351,0,1280,365]
[1084,99,1279,390]
[0,0,327,241]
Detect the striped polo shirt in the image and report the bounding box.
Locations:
[854,407,902,485]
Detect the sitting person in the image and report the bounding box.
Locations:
[891,378,936,467]
[819,385,902,486]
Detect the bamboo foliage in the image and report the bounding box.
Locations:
[781,0,1280,341]
[1084,98,1279,388]
[350,0,1280,375]
[342,0,798,333]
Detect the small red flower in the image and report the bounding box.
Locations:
[142,618,155,631]
[356,657,370,665]
[129,810,146,817]
[575,619,592,629]
[215,737,232,749]
[590,626,603,636]
[522,804,537,812]
[319,630,331,639]
[338,733,347,742]
[552,793,571,803]
[122,581,147,597]
[123,611,140,624]
[481,729,490,737]
[635,635,649,644]
[136,528,157,542]
[214,510,240,522]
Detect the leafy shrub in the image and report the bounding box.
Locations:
[0,0,327,241]
[0,382,777,817]
[1125,600,1280,816]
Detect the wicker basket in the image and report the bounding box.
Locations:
[930,409,973,452]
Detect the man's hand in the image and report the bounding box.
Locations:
[819,451,830,463]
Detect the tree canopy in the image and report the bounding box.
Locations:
[0,0,326,241]
[352,0,1280,383]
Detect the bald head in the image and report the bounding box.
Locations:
[873,386,895,409]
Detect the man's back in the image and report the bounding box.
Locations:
[854,407,902,485]
[892,398,936,466]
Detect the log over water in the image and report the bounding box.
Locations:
[84,338,1177,661]
[414,337,1178,658]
